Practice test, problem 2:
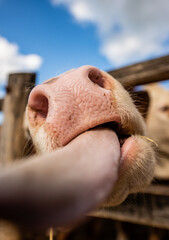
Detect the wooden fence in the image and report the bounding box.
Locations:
[0,55,169,238]
[0,73,35,165]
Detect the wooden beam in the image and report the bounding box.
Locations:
[0,73,36,166]
[108,55,169,87]
[0,99,4,111]
[91,184,169,230]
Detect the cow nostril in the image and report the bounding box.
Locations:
[29,94,48,119]
[88,68,104,88]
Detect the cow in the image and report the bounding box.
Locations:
[146,84,169,179]
[0,66,155,228]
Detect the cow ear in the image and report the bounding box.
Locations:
[144,83,160,91]
[143,83,165,99]
[131,90,150,119]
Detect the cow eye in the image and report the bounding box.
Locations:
[159,105,169,112]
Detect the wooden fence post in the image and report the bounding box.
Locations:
[0,73,36,166]
[0,99,4,111]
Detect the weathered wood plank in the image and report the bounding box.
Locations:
[0,99,4,111]
[141,184,169,196]
[108,55,169,87]
[91,187,169,230]
[0,73,36,165]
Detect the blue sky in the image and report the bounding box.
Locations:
[0,0,169,90]
[0,0,111,86]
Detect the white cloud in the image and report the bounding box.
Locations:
[101,35,165,66]
[0,37,43,85]
[50,0,169,67]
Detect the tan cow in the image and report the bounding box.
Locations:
[0,66,155,228]
[146,84,169,179]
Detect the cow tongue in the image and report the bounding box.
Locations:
[0,129,120,228]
